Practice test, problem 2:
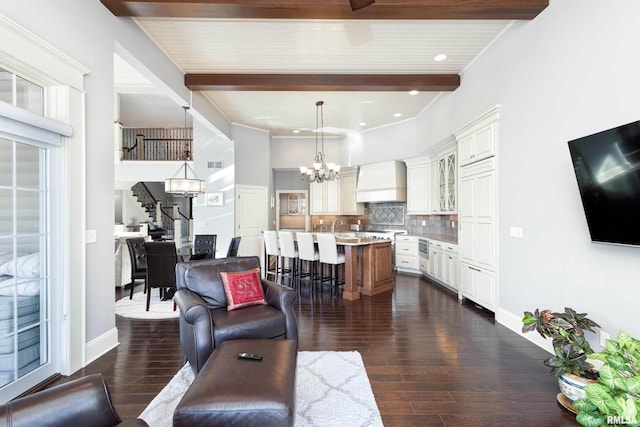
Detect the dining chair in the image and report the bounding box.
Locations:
[144,241,178,312]
[125,237,147,300]
[193,234,217,259]
[296,232,320,290]
[316,233,345,295]
[278,231,299,288]
[226,236,242,257]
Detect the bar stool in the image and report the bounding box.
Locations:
[278,231,298,288]
[316,233,345,295]
[296,232,320,290]
[263,231,281,282]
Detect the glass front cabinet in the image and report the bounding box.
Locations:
[433,143,457,214]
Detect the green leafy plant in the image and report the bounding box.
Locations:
[522,307,600,378]
[573,331,640,427]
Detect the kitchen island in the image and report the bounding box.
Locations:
[333,235,394,300]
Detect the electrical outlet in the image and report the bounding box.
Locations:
[600,331,610,347]
[320,220,324,225]
[421,220,426,226]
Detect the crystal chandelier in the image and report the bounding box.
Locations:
[299,101,340,183]
[164,106,206,197]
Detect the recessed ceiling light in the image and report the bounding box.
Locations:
[393,113,402,118]
[359,122,367,127]
[409,90,419,96]
[434,54,447,62]
[293,129,300,134]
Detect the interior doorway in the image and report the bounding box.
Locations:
[275,190,310,232]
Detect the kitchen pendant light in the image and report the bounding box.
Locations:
[164,106,206,197]
[299,101,340,184]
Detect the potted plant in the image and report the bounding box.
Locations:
[522,307,601,405]
[573,331,640,427]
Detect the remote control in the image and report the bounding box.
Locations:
[237,352,262,361]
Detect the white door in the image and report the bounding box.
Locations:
[235,185,268,257]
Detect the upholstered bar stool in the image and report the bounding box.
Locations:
[263,230,281,282]
[278,231,299,288]
[316,233,345,295]
[296,232,320,291]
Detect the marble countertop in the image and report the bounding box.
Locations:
[409,234,458,244]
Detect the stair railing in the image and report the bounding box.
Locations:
[136,182,188,244]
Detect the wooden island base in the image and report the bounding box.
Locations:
[343,241,393,300]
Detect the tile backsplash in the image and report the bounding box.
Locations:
[309,202,458,240]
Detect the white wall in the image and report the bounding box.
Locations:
[271,136,342,170]
[192,119,235,256]
[233,124,275,228]
[344,119,418,166]
[418,0,640,341]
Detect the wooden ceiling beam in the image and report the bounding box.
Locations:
[184,73,460,91]
[100,0,548,20]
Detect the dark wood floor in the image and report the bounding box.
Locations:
[49,272,579,426]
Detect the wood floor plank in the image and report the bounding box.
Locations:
[40,272,579,426]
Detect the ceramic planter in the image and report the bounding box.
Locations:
[558,372,597,403]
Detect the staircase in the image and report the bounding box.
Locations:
[130,182,192,246]
[131,182,158,222]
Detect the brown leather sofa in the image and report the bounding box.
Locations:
[0,373,148,427]
[174,256,298,374]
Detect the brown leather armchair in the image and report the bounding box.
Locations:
[174,256,298,374]
[0,373,148,427]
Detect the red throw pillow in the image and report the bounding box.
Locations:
[220,268,267,311]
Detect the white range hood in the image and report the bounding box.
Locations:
[356,160,407,203]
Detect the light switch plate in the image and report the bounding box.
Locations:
[85,229,97,243]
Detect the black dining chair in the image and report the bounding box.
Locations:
[144,241,178,312]
[226,237,241,257]
[125,237,147,300]
[193,234,217,259]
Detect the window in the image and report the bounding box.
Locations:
[0,68,44,115]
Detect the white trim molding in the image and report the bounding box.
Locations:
[85,327,119,366]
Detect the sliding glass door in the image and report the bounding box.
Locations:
[0,137,50,391]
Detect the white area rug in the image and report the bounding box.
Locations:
[114,291,179,320]
[140,351,383,427]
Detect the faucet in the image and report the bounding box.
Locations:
[319,224,328,232]
[331,218,344,234]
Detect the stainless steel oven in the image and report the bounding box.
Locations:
[418,237,429,259]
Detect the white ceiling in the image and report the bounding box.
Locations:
[117,17,513,136]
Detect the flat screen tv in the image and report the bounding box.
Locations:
[568,119,640,246]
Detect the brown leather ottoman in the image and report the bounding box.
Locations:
[173,339,297,427]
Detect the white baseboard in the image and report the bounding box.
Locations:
[496,307,553,355]
[85,327,119,365]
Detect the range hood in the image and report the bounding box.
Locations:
[356,160,407,203]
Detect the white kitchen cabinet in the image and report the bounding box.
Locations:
[427,241,443,281]
[430,142,457,214]
[456,105,500,167]
[339,167,364,215]
[442,244,459,291]
[459,158,496,271]
[457,106,499,312]
[405,157,431,215]
[460,262,495,311]
[310,179,340,214]
[395,235,419,273]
